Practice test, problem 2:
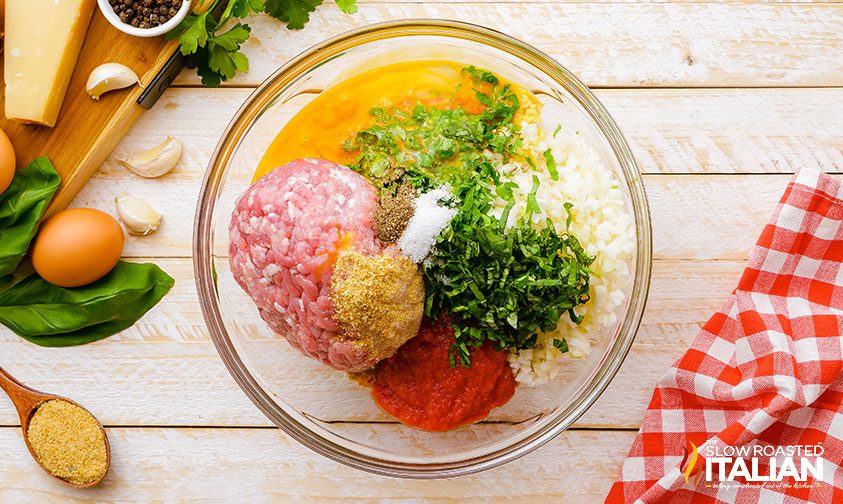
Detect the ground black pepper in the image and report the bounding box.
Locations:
[109,0,182,29]
[374,184,416,244]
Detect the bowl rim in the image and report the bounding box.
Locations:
[194,19,653,479]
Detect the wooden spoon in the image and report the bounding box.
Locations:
[0,366,110,488]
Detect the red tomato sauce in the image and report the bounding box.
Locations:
[372,317,516,431]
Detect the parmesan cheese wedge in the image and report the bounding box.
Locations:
[4,0,97,127]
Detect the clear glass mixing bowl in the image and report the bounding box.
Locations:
[194,20,652,478]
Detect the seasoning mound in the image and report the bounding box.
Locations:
[27,399,108,485]
[397,187,456,262]
[374,185,415,244]
[331,249,424,364]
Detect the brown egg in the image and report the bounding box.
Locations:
[32,208,125,287]
[0,128,16,195]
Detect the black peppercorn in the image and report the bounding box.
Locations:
[109,0,178,29]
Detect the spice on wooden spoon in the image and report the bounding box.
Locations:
[0,367,110,487]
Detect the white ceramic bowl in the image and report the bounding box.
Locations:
[96,0,190,38]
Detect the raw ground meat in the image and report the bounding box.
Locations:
[229,159,384,371]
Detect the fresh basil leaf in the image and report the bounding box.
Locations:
[0,261,174,347]
[0,157,60,277]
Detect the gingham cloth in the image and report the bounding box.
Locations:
[607,168,843,504]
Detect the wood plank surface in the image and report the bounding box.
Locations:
[0,427,631,502]
[169,3,843,88]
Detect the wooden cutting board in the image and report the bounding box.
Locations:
[0,4,182,215]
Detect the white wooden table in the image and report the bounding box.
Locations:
[1,3,841,502]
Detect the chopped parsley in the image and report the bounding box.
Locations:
[423,175,594,367]
[344,67,522,190]
[543,148,558,181]
[553,338,569,353]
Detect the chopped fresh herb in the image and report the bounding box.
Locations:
[525,174,541,219]
[345,67,522,189]
[553,124,562,137]
[461,65,499,85]
[563,202,574,230]
[543,148,558,180]
[423,176,594,366]
[553,338,569,353]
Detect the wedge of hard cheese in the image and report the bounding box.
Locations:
[4,0,97,127]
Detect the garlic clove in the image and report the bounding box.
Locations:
[86,63,141,100]
[115,193,162,236]
[118,136,182,178]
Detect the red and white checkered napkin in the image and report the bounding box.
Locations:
[607,169,843,504]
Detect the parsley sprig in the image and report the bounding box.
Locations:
[168,0,357,86]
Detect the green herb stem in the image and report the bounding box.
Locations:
[169,0,358,86]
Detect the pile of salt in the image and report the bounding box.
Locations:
[397,187,457,263]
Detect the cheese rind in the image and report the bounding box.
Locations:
[4,0,97,127]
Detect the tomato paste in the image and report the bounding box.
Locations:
[372,317,516,431]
